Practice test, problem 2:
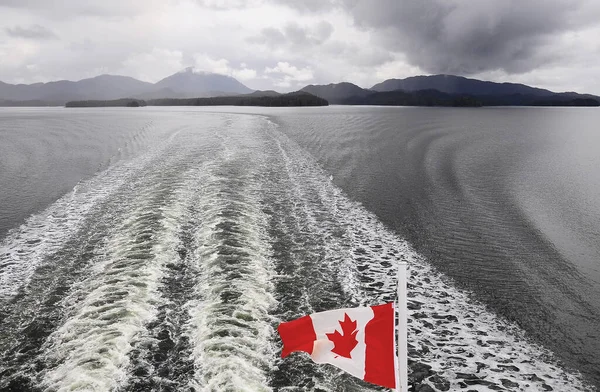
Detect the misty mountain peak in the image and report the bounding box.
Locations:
[179,66,207,75]
[156,69,252,95]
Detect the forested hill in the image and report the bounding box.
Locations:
[340,89,483,107]
[148,91,328,106]
[338,89,600,107]
[64,92,328,108]
[301,75,600,107]
[66,99,146,107]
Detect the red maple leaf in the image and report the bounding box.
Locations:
[326,313,359,358]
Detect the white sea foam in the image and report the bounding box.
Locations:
[266,117,595,391]
[39,166,186,391]
[0,122,169,302]
[185,115,277,391]
[1,111,594,391]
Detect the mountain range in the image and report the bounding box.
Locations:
[301,75,599,106]
[0,67,252,105]
[1,70,598,107]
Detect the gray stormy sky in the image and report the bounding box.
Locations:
[1,0,600,94]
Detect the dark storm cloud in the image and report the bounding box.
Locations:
[338,0,600,75]
[266,0,599,76]
[5,24,57,39]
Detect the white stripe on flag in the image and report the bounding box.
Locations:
[309,307,375,379]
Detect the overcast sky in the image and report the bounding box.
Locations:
[1,0,600,94]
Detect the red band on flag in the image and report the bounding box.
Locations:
[364,303,396,388]
[278,315,317,358]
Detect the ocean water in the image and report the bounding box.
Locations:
[0,106,598,391]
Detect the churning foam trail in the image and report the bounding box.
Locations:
[0,122,169,302]
[0,165,126,302]
[35,120,196,391]
[185,118,277,392]
[121,162,214,391]
[266,118,594,391]
[39,173,185,391]
[265,122,405,391]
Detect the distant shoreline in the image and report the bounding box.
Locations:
[2,97,599,108]
[3,72,600,108]
[65,92,328,108]
[17,93,600,109]
[1,102,598,108]
[65,98,147,108]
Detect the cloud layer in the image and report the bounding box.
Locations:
[5,24,57,39]
[341,0,600,75]
[1,0,600,93]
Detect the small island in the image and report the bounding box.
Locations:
[65,91,328,108]
[66,99,147,108]
[149,91,328,107]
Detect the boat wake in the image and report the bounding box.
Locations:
[0,111,594,391]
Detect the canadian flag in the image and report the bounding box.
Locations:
[277,302,396,388]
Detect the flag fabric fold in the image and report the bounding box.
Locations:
[277,302,396,389]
